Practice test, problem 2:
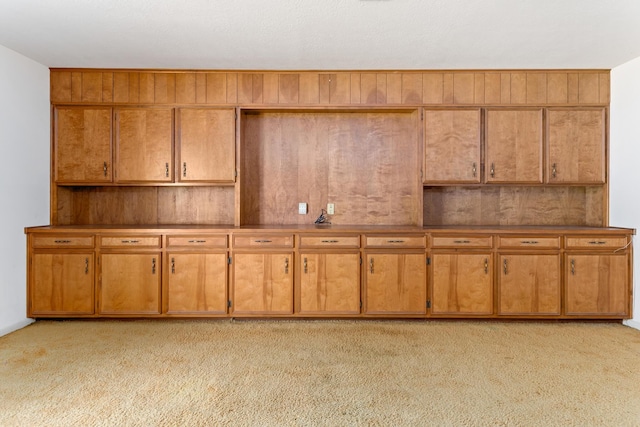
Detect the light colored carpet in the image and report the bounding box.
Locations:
[1,320,639,426]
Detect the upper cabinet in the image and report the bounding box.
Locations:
[176,108,236,183]
[423,109,481,184]
[114,108,174,183]
[485,109,543,184]
[547,108,605,184]
[54,107,113,184]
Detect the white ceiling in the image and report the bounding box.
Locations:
[1,0,640,70]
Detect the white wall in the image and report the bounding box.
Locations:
[0,45,50,336]
[611,56,640,329]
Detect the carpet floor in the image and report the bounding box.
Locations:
[1,319,639,426]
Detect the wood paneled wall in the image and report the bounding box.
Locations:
[51,70,610,107]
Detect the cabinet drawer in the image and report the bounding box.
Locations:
[365,235,426,248]
[498,236,560,249]
[566,236,629,249]
[299,235,360,248]
[100,236,161,248]
[431,236,492,248]
[167,235,227,248]
[32,235,94,248]
[233,235,294,248]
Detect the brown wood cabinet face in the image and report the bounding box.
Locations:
[176,108,236,182]
[423,109,481,184]
[547,108,605,184]
[498,254,561,315]
[299,252,360,315]
[565,254,629,316]
[115,108,173,182]
[364,253,426,314]
[54,107,112,183]
[30,253,94,315]
[99,253,161,314]
[485,109,543,184]
[431,253,493,315]
[232,253,293,314]
[166,252,227,314]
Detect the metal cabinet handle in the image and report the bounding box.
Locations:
[321,240,339,243]
[570,259,575,275]
[503,259,508,275]
[387,240,405,243]
[454,240,471,244]
[552,163,557,179]
[103,161,108,177]
[171,257,175,274]
[490,163,495,178]
[188,240,207,243]
[472,162,477,178]
[165,162,169,177]
[521,241,539,244]
[85,258,89,275]
[255,240,273,243]
[152,258,156,274]
[303,257,308,274]
[484,258,488,274]
[370,257,374,274]
[284,258,289,274]
[588,241,607,245]
[121,240,140,244]
[183,162,187,177]
[54,240,71,244]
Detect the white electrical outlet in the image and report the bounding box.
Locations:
[327,203,335,215]
[298,202,308,214]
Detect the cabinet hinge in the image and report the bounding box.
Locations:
[427,257,431,265]
[235,169,238,178]
[228,300,232,308]
[360,257,363,265]
[360,300,363,309]
[427,300,431,309]
[420,109,424,121]
[228,256,232,265]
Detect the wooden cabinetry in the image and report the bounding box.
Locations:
[54,107,112,184]
[497,235,561,316]
[165,235,228,315]
[423,109,481,184]
[547,108,605,184]
[430,235,493,316]
[363,235,427,315]
[176,108,236,183]
[565,236,631,316]
[485,109,543,184]
[114,108,174,183]
[297,235,360,315]
[99,236,162,314]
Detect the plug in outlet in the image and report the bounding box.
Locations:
[298,203,308,215]
[327,203,335,215]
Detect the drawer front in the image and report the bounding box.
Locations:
[167,235,227,248]
[365,235,426,248]
[100,236,161,248]
[431,236,492,249]
[299,235,360,248]
[566,236,629,249]
[32,235,94,248]
[498,236,560,249]
[233,235,294,248]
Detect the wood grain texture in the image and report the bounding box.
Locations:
[431,253,493,315]
[498,254,560,315]
[157,187,235,225]
[100,253,161,314]
[51,71,72,103]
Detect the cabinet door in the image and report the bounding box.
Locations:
[100,253,161,314]
[423,109,481,184]
[485,109,543,184]
[30,253,94,315]
[299,252,360,315]
[498,254,560,315]
[431,253,493,315]
[115,108,173,182]
[365,253,426,314]
[54,107,112,183]
[177,108,236,182]
[565,254,629,316]
[166,253,228,314]
[232,253,293,315]
[547,108,605,183]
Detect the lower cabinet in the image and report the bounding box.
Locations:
[498,254,561,315]
[100,253,162,315]
[298,252,361,315]
[231,252,294,315]
[165,252,228,315]
[565,254,629,316]
[431,253,493,316]
[364,253,427,315]
[30,252,95,316]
